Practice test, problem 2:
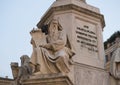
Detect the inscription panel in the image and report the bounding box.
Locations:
[75,18,98,58]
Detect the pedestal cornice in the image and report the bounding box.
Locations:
[22,74,73,85]
[37,4,105,29]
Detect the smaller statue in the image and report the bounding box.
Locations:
[110,43,120,79]
[11,55,32,85]
[11,62,19,85]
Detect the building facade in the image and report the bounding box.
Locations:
[0,77,13,85]
[104,31,120,71]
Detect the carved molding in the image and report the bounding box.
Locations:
[37,4,105,29]
[0,78,13,85]
[22,74,73,85]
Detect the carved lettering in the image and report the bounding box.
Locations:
[76,26,98,53]
[77,27,96,35]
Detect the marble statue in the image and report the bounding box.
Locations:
[11,55,32,85]
[110,43,120,79]
[30,19,75,75]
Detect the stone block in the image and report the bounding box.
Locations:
[22,73,73,85]
[74,63,109,85]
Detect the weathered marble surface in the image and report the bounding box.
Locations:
[74,63,109,85]
[110,43,120,85]
[30,19,75,75]
[11,55,32,85]
[10,0,109,85]
[37,0,105,69]
[110,45,120,79]
[22,73,73,85]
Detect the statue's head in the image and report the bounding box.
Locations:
[47,19,63,35]
[40,18,63,35]
[49,19,62,31]
[20,55,30,66]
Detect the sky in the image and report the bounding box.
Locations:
[0,0,120,78]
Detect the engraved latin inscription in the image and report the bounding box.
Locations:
[76,26,98,53]
[75,18,98,58]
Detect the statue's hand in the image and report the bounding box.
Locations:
[39,44,46,48]
[39,44,52,50]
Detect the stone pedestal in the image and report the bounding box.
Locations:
[37,0,105,69]
[35,0,109,85]
[73,63,109,85]
[22,0,109,85]
[22,74,73,85]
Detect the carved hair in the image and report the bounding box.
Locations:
[48,19,63,31]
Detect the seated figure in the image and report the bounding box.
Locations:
[30,19,75,75]
[110,43,120,79]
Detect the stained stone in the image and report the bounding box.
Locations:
[11,0,109,85]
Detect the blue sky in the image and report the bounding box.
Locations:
[0,0,120,78]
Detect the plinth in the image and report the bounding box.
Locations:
[22,73,73,85]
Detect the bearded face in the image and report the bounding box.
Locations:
[48,20,59,37]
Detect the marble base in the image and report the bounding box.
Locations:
[74,63,109,85]
[22,73,73,85]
